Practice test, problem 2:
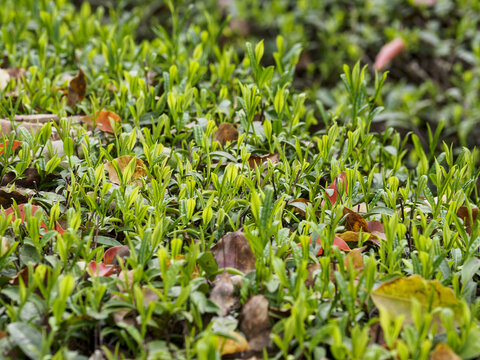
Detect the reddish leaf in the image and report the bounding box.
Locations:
[82,110,121,134]
[414,0,437,6]
[87,261,114,277]
[4,203,63,235]
[321,172,348,207]
[0,140,22,155]
[374,38,406,71]
[304,235,351,256]
[104,245,130,265]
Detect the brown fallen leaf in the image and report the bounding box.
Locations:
[430,343,461,360]
[456,206,478,235]
[6,67,26,80]
[212,231,256,275]
[210,272,237,316]
[306,263,321,287]
[213,123,238,146]
[67,69,87,108]
[0,186,34,208]
[240,295,271,351]
[105,155,147,186]
[1,168,57,189]
[82,110,121,134]
[344,247,365,273]
[218,330,250,355]
[343,207,370,233]
[248,153,279,168]
[367,220,387,241]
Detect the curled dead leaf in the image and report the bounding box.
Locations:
[343,207,369,232]
[213,123,238,146]
[0,186,34,208]
[67,69,87,108]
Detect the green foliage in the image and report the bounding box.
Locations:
[0,1,478,359]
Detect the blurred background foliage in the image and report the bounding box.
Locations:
[6,0,480,149]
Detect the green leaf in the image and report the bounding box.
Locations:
[7,322,42,359]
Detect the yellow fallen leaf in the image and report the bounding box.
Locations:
[218,331,250,355]
[371,275,462,325]
[105,155,147,186]
[430,343,461,360]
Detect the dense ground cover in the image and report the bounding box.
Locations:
[0,0,479,359]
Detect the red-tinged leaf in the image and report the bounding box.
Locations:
[104,245,130,265]
[302,235,351,256]
[87,261,114,277]
[414,0,437,6]
[82,110,121,134]
[0,140,22,155]
[4,204,62,235]
[55,221,66,235]
[374,38,406,71]
[321,172,348,207]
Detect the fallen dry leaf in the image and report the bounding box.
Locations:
[217,330,250,355]
[343,207,369,232]
[430,343,461,360]
[104,245,130,266]
[248,153,279,168]
[105,155,147,186]
[367,220,386,240]
[210,272,237,316]
[0,140,22,155]
[456,206,478,235]
[371,275,462,325]
[1,168,56,189]
[213,123,238,146]
[212,230,256,275]
[82,110,121,134]
[336,231,379,245]
[6,67,26,80]
[306,263,321,287]
[0,186,34,208]
[344,247,365,273]
[240,295,271,351]
[4,203,65,235]
[374,38,406,71]
[67,69,87,108]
